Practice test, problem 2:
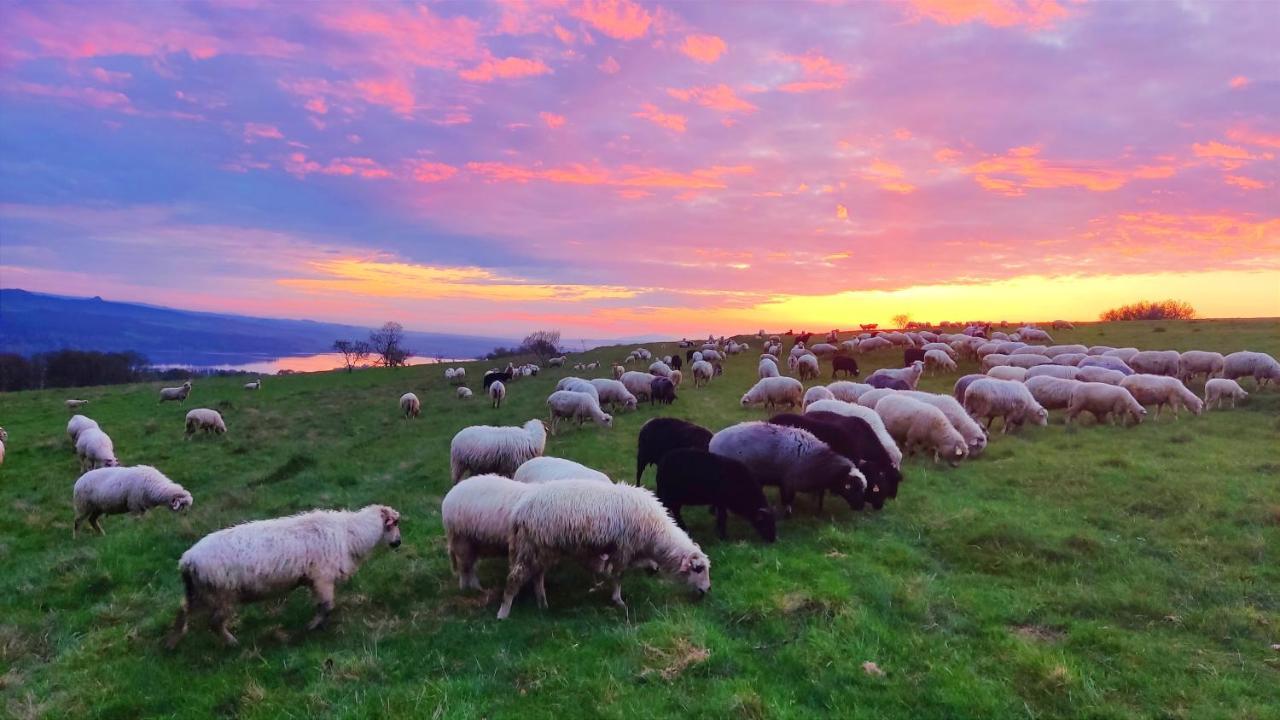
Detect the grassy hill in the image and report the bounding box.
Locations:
[1,319,1277,719]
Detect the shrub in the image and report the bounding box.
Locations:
[1100,300,1195,322]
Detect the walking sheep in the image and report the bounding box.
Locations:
[1119,374,1204,418]
[400,392,421,418]
[691,360,714,387]
[73,465,192,537]
[635,417,714,485]
[546,390,613,434]
[489,381,506,409]
[65,399,89,411]
[1204,378,1248,409]
[1065,382,1146,426]
[656,449,776,542]
[159,381,193,404]
[1221,351,1280,388]
[184,408,226,438]
[709,422,866,515]
[1178,351,1225,383]
[962,378,1049,433]
[450,420,547,483]
[740,377,804,410]
[795,353,820,381]
[497,481,710,619]
[166,505,401,647]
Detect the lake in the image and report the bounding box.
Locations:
[150,352,468,375]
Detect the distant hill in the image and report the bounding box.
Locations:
[0,289,516,365]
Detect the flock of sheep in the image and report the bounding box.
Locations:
[11,321,1278,648]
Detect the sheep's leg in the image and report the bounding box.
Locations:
[816,490,825,513]
[166,596,193,649]
[209,601,238,646]
[533,572,548,610]
[72,512,84,538]
[714,506,728,539]
[307,578,336,631]
[90,514,106,536]
[497,558,537,620]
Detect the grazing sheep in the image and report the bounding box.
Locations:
[1052,320,1075,329]
[874,394,968,465]
[649,361,672,377]
[590,379,638,411]
[1065,383,1146,426]
[903,348,926,367]
[979,354,1011,371]
[65,399,89,411]
[76,428,118,471]
[184,408,227,438]
[1221,351,1280,388]
[514,456,611,484]
[67,414,100,445]
[962,378,1048,433]
[1077,366,1126,385]
[457,387,473,399]
[243,379,262,391]
[1018,327,1053,343]
[1178,350,1225,383]
[556,377,601,401]
[922,342,957,358]
[856,388,897,409]
[809,343,838,356]
[831,355,860,378]
[691,360,714,387]
[159,381,193,404]
[867,375,911,391]
[827,381,873,403]
[1120,374,1204,418]
[795,353,820,381]
[867,361,923,390]
[620,370,656,400]
[1088,345,1116,356]
[612,364,625,379]
[496,481,710,618]
[709,422,866,515]
[167,505,401,647]
[400,392,421,418]
[1007,354,1054,369]
[489,381,507,409]
[635,418,714,484]
[803,385,835,410]
[1078,356,1134,375]
[442,474,533,590]
[924,349,957,374]
[987,365,1029,382]
[1129,350,1181,377]
[740,377,804,410]
[656,449,775,542]
[1102,347,1140,362]
[770,412,901,508]
[1026,364,1080,381]
[650,377,677,405]
[1204,378,1248,409]
[1024,376,1082,412]
[859,337,892,353]
[758,357,780,379]
[1052,353,1089,367]
[899,391,988,456]
[483,370,513,390]
[449,419,547,483]
[73,465,193,537]
[701,349,722,363]
[547,390,613,433]
[803,399,903,468]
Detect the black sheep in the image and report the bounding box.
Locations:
[670,355,683,371]
[867,375,910,391]
[483,370,513,390]
[903,348,926,367]
[656,449,776,542]
[953,373,986,403]
[832,355,860,378]
[769,412,902,507]
[708,422,866,516]
[635,417,712,484]
[685,349,698,363]
[650,376,677,405]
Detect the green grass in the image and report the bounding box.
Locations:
[2,319,1278,719]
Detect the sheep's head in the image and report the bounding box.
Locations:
[170,491,193,512]
[379,506,402,548]
[599,413,614,428]
[103,457,120,467]
[676,552,711,595]
[947,440,969,467]
[750,507,778,543]
[830,464,867,511]
[1032,407,1049,426]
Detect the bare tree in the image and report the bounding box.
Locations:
[369,322,413,367]
[1100,300,1196,321]
[522,330,561,360]
[891,313,912,329]
[332,340,371,373]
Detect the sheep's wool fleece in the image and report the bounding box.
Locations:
[443,475,534,547]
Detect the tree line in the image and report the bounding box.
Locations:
[0,350,256,392]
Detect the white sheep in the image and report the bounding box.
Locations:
[701,349,722,363]
[546,390,613,434]
[549,356,566,367]
[513,456,611,484]
[489,380,506,409]
[795,353,820,381]
[856,388,897,408]
[556,377,600,401]
[1119,374,1204,418]
[1044,344,1088,357]
[809,343,838,356]
[442,474,535,590]
[804,399,903,468]
[649,361,672,377]
[1177,350,1225,383]
[612,364,625,380]
[1077,366,1126,385]
[1006,354,1054,369]
[874,394,968,464]
[166,505,401,647]
[158,381,193,404]
[184,408,227,438]
[740,377,803,410]
[243,379,262,391]
[900,390,988,456]
[1222,351,1280,388]
[858,337,892,353]
[496,480,710,618]
[691,360,714,388]
[73,465,193,537]
[65,399,89,411]
[1026,365,1081,381]
[76,428,118,471]
[922,342,957,358]
[803,385,835,410]
[987,365,1028,382]
[1128,350,1181,377]
[1204,378,1248,409]
[924,349,957,374]
[1102,347,1139,362]
[669,369,683,388]
[826,381,873,403]
[692,351,704,363]
[400,392,421,418]
[450,420,547,483]
[1051,353,1089,367]
[457,387,473,399]
[612,370,649,400]
[1065,382,1146,426]
[758,357,780,379]
[590,378,638,411]
[867,361,924,390]
[962,378,1048,433]
[1024,376,1082,411]
[67,414,100,445]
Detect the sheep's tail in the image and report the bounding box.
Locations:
[180,566,198,609]
[450,454,464,484]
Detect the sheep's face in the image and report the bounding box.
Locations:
[968,434,988,455]
[170,493,193,512]
[380,507,402,549]
[599,414,614,428]
[103,458,120,467]
[624,397,637,410]
[833,467,867,511]
[751,507,778,543]
[677,553,711,595]
[740,395,752,407]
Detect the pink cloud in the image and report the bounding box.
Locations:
[598,56,621,74]
[353,77,416,114]
[540,111,567,128]
[1229,75,1250,89]
[774,52,849,93]
[681,34,727,63]
[322,5,482,69]
[965,146,1178,195]
[633,103,687,132]
[304,97,327,114]
[243,122,284,142]
[903,0,1073,30]
[407,160,459,183]
[459,56,552,82]
[666,84,757,113]
[1224,175,1270,190]
[1226,125,1280,149]
[570,0,653,40]
[5,81,135,112]
[465,161,753,190]
[88,67,131,84]
[860,159,917,194]
[285,152,391,180]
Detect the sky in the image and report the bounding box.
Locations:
[1,0,1278,338]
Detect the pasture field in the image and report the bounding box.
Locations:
[1,319,1278,719]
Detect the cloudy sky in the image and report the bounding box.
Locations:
[1,0,1277,336]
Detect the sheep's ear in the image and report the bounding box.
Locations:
[380,507,400,528]
[170,496,185,511]
[679,555,693,573]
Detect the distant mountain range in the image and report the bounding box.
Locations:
[0,289,519,365]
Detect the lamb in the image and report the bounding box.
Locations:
[76,428,118,471]
[590,378,638,411]
[987,365,1029,382]
[1026,365,1080,381]
[514,456,611,484]
[795,353,820,381]
[803,399,903,468]
[1119,374,1204,418]
[770,412,902,508]
[803,385,835,410]
[635,418,713,484]
[709,422,866,515]
[649,361,673,377]
[691,360,714,387]
[67,414,100,445]
[457,387,473,399]
[1076,366,1126,385]
[184,408,227,438]
[167,505,401,647]
[496,481,710,618]
[656,449,776,542]
[832,355,860,378]
[489,380,507,408]
[924,349,957,374]
[1024,376,1082,412]
[650,377,677,405]
[740,377,804,410]
[1221,351,1280,388]
[1065,382,1146,426]
[1178,350,1225,383]
[1078,356,1134,375]
[827,381,874,403]
[158,381,193,404]
[1204,378,1248,409]
[873,394,968,465]
[899,390,988,456]
[400,392,421,418]
[1128,350,1181,377]
[449,419,547,483]
[243,379,262,391]
[620,370,656,400]
[65,399,89,411]
[547,390,613,433]
[556,377,600,401]
[73,465,193,537]
[866,361,923,390]
[962,378,1049,433]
